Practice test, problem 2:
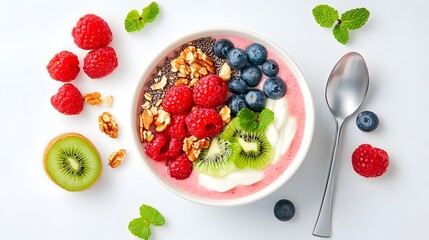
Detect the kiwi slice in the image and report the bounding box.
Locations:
[193,136,235,177]
[220,118,241,142]
[231,131,274,170]
[43,133,102,192]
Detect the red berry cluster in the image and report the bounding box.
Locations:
[47,14,118,115]
[144,74,228,180]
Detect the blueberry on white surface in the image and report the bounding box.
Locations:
[262,59,279,77]
[263,76,286,99]
[226,48,248,70]
[227,95,248,116]
[241,65,262,87]
[244,89,266,112]
[356,111,379,132]
[245,43,267,66]
[274,199,295,221]
[213,39,234,59]
[228,76,248,94]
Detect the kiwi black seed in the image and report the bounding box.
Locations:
[43,132,102,192]
[231,131,274,170]
[193,136,236,177]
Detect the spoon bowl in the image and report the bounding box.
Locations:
[313,52,369,238]
[326,53,369,121]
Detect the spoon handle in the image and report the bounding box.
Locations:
[313,119,344,238]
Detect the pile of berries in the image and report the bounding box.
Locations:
[144,74,227,180]
[214,39,287,116]
[46,14,118,115]
[352,110,389,178]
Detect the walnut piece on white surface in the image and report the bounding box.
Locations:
[108,149,126,168]
[98,112,118,139]
[103,95,113,107]
[83,92,103,106]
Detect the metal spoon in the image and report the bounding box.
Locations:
[313,52,369,238]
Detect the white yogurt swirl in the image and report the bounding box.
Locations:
[198,98,297,192]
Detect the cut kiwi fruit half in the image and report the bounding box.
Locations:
[193,136,235,177]
[43,132,102,192]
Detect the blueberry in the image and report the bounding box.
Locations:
[214,39,234,59]
[227,95,248,116]
[274,199,295,221]
[240,65,262,87]
[262,59,279,77]
[245,43,267,66]
[228,76,248,94]
[226,48,248,70]
[356,111,379,132]
[263,76,286,100]
[244,89,266,112]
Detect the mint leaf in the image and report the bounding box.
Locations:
[333,24,349,44]
[129,218,150,240]
[139,204,165,226]
[125,10,145,32]
[129,204,165,240]
[312,4,339,28]
[237,108,258,132]
[257,109,274,131]
[341,8,370,30]
[141,2,160,23]
[125,2,160,32]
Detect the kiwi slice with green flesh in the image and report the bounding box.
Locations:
[231,130,274,170]
[220,118,241,142]
[193,136,235,177]
[43,133,102,192]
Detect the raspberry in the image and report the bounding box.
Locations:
[161,86,194,114]
[83,46,118,79]
[72,14,112,50]
[144,133,169,161]
[168,138,183,160]
[352,144,389,178]
[144,133,184,162]
[46,51,80,82]
[168,154,193,180]
[193,74,228,108]
[51,83,84,115]
[166,113,190,140]
[185,108,223,138]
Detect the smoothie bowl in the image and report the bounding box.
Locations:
[132,28,314,206]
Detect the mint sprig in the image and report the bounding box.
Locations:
[312,4,369,44]
[236,108,275,132]
[128,204,165,240]
[125,2,160,32]
[237,108,258,132]
[257,109,274,132]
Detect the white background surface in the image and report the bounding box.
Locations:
[1,0,428,239]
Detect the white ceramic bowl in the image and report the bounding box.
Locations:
[131,28,314,206]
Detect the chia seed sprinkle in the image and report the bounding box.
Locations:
[139,37,237,112]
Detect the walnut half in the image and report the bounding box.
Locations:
[108,149,126,168]
[83,92,103,106]
[98,112,119,139]
[183,136,210,161]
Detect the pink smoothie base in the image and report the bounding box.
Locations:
[136,34,306,201]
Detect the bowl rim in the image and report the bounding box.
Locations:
[131,27,315,207]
